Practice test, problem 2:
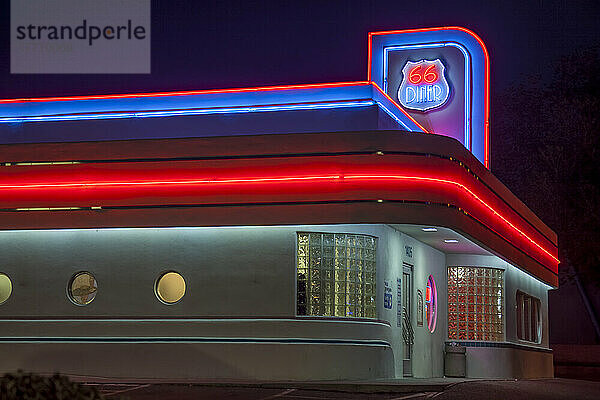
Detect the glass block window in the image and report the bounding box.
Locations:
[297,232,377,318]
[447,266,504,341]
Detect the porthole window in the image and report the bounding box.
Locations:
[0,273,12,305]
[425,275,437,333]
[155,271,186,304]
[68,272,98,306]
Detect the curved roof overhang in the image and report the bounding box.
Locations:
[0,131,558,286]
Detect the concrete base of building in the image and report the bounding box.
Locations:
[0,341,395,381]
[465,345,554,379]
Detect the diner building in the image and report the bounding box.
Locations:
[0,27,557,380]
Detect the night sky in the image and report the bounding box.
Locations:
[1,0,599,98]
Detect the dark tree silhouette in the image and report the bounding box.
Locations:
[492,47,600,286]
[492,48,600,343]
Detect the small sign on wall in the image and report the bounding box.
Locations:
[405,245,413,259]
[416,289,424,327]
[397,278,402,327]
[384,280,393,309]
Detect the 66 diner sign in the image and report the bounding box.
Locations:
[398,59,449,112]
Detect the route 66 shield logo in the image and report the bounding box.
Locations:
[397,59,450,112]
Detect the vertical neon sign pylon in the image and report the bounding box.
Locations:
[368,27,490,169]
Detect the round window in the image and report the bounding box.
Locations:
[0,273,12,305]
[425,275,437,333]
[155,271,186,304]
[68,272,98,305]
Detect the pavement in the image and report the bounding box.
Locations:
[76,378,600,400]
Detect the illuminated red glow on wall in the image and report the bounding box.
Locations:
[0,157,558,270]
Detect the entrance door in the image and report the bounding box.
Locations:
[402,263,414,377]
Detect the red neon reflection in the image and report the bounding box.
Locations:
[0,170,559,266]
[368,26,491,168]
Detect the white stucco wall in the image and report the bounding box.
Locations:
[0,224,399,379]
[403,232,447,378]
[0,225,552,379]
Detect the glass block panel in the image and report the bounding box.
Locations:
[448,303,457,314]
[298,233,377,319]
[311,269,321,281]
[447,266,504,342]
[323,234,335,247]
[335,281,346,292]
[310,245,322,259]
[309,256,321,269]
[298,255,308,270]
[365,272,375,284]
[297,303,307,315]
[298,233,309,246]
[309,233,322,246]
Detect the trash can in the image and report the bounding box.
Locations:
[444,342,466,377]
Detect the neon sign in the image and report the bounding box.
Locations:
[398,59,449,111]
[425,275,437,333]
[368,27,491,168]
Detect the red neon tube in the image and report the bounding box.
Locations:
[0,159,559,268]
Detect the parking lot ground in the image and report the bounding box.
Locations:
[76,377,600,400]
